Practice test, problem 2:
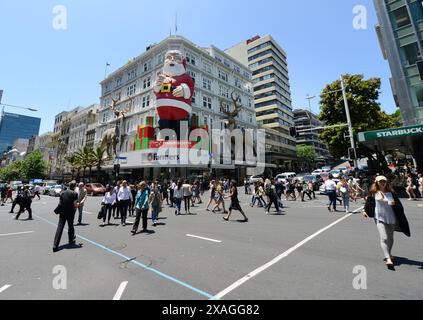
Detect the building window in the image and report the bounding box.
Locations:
[390,6,411,29]
[143,76,151,89]
[400,42,420,66]
[189,71,196,84]
[142,95,150,108]
[144,60,152,72]
[218,69,228,82]
[157,53,165,65]
[192,91,196,105]
[219,85,229,98]
[186,52,196,65]
[203,61,212,74]
[203,96,212,109]
[128,69,137,81]
[127,83,137,96]
[116,91,122,101]
[116,76,122,87]
[202,77,212,91]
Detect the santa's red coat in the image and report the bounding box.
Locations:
[155,74,195,121]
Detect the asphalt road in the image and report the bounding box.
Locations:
[0,190,422,300]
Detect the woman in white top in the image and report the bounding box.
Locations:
[101,186,116,226]
[182,180,192,215]
[173,180,183,216]
[363,176,411,270]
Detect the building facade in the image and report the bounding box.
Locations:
[68,104,100,154]
[374,0,423,125]
[0,112,41,155]
[293,109,331,163]
[225,35,297,175]
[96,35,257,181]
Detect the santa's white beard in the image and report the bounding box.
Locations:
[163,63,185,77]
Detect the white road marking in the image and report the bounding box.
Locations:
[0,285,11,293]
[83,211,94,215]
[211,207,364,300]
[112,281,128,300]
[0,231,34,237]
[186,234,222,243]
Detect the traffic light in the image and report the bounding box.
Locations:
[289,127,297,138]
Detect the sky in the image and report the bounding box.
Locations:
[0,0,395,134]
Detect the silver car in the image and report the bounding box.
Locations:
[49,185,64,197]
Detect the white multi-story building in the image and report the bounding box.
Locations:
[226,35,297,175]
[68,104,100,154]
[97,35,257,181]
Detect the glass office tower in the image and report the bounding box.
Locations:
[0,112,41,154]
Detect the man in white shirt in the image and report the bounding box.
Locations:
[117,180,133,226]
[324,175,337,212]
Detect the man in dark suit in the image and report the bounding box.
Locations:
[53,181,79,252]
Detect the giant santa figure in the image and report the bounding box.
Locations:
[154,50,195,138]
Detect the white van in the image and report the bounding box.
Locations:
[276,172,297,182]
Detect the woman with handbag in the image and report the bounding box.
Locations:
[363,176,411,270]
[101,186,116,226]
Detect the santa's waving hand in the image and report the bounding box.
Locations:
[154,50,194,122]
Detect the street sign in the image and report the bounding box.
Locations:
[115,157,127,160]
[358,125,423,142]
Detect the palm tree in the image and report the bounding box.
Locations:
[92,147,106,183]
[75,146,93,181]
[66,154,82,180]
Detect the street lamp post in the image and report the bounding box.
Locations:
[306,76,358,170]
[340,76,358,170]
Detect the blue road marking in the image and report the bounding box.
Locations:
[34,214,214,299]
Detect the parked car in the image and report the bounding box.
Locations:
[85,183,106,196]
[49,185,64,197]
[312,169,323,176]
[249,175,264,184]
[301,175,321,191]
[276,172,297,183]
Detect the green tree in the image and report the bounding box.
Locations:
[390,108,403,128]
[92,147,106,182]
[297,145,317,161]
[0,161,23,181]
[318,74,394,173]
[21,151,48,180]
[297,145,317,172]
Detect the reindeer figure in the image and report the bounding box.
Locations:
[100,97,134,158]
[220,91,243,131]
